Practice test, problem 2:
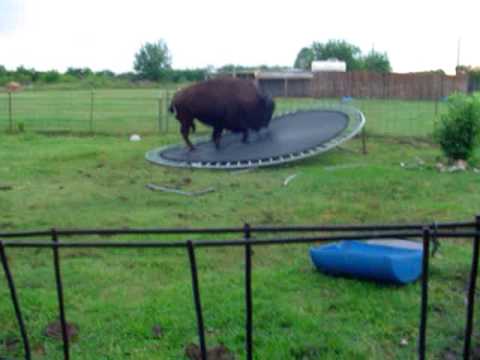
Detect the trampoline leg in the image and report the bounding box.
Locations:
[361,127,367,155]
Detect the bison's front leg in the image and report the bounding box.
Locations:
[212,127,223,149]
[241,129,249,144]
[181,123,195,151]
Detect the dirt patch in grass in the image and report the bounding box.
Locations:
[185,343,235,360]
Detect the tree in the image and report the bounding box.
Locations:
[66,67,93,79]
[217,64,237,74]
[15,66,38,82]
[134,40,172,81]
[95,70,116,78]
[294,47,315,70]
[41,70,61,83]
[360,50,391,73]
[312,40,362,71]
[294,40,392,73]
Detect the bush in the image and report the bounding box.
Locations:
[434,93,480,161]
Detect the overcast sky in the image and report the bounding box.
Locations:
[1,0,479,75]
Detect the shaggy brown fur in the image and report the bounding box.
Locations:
[169,77,274,150]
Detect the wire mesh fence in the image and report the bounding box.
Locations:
[0,88,448,139]
[1,218,480,359]
[0,90,167,135]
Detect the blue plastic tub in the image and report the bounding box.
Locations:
[309,240,423,284]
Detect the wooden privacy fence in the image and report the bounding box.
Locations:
[1,217,480,359]
[313,71,468,100]
[257,71,468,100]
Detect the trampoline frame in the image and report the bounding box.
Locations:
[145,104,366,169]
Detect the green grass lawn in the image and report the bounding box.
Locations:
[1,127,480,359]
[0,89,445,139]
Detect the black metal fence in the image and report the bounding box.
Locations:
[1,217,480,360]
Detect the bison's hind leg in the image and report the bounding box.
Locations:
[212,127,223,150]
[181,124,195,151]
[177,112,195,151]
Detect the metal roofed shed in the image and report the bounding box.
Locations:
[255,70,313,97]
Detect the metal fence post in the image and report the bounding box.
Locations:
[165,91,171,133]
[89,90,94,134]
[0,241,31,359]
[244,223,253,360]
[8,91,13,132]
[419,227,431,360]
[158,96,163,133]
[52,229,70,360]
[187,240,207,360]
[163,94,168,133]
[463,215,480,359]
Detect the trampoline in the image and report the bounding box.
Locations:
[146,105,366,169]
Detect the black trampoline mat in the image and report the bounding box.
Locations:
[158,110,349,163]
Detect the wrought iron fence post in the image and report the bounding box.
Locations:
[52,229,70,360]
[0,241,31,359]
[418,227,431,360]
[187,240,207,360]
[244,223,253,360]
[463,215,480,359]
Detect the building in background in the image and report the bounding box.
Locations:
[311,59,347,73]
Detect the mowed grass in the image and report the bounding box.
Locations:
[0,89,445,138]
[1,126,480,359]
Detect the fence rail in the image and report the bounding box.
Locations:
[1,217,480,359]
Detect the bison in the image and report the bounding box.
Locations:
[169,77,275,150]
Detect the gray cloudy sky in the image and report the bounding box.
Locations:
[0,0,479,74]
